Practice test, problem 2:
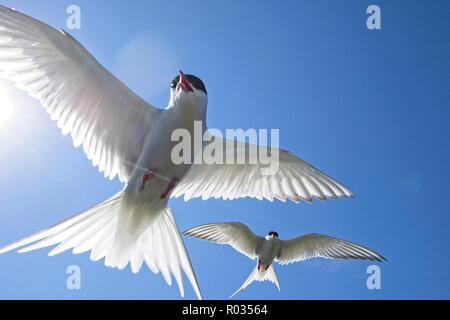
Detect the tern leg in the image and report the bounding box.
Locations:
[160,178,179,199]
[139,170,156,192]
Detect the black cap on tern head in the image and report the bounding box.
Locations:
[268,231,279,238]
[171,72,207,95]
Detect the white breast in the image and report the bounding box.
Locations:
[125,102,207,204]
[257,238,281,266]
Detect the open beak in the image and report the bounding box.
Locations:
[178,70,194,93]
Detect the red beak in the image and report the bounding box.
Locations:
[178,70,194,92]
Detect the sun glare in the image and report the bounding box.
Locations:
[0,88,14,129]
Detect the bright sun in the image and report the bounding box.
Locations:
[0,88,14,129]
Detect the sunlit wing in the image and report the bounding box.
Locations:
[184,222,263,259]
[276,233,387,264]
[0,5,159,182]
[172,136,353,203]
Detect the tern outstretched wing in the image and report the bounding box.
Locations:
[173,136,353,203]
[276,233,387,264]
[184,222,263,259]
[0,5,159,182]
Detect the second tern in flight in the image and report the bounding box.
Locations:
[184,223,386,298]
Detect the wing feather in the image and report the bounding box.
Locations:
[184,222,263,259]
[173,136,353,203]
[0,5,159,182]
[276,233,387,265]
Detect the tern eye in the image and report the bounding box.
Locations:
[171,75,180,89]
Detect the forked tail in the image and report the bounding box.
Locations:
[229,263,280,298]
[0,192,202,300]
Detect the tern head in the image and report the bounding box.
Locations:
[266,231,279,240]
[169,70,207,107]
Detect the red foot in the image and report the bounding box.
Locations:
[160,178,179,199]
[257,261,261,271]
[140,170,156,192]
[265,264,270,271]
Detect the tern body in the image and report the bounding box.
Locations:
[125,93,207,208]
[256,236,281,270]
[184,223,386,298]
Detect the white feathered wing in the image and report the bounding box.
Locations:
[0,5,159,182]
[0,5,202,299]
[173,136,354,203]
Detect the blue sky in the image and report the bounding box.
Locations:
[0,0,449,299]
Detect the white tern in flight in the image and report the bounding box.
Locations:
[184,223,386,298]
[0,5,353,299]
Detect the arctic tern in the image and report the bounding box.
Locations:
[0,5,353,299]
[184,223,386,298]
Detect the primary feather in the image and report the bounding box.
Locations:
[0,5,158,182]
[173,137,354,203]
[184,222,263,259]
[277,233,387,264]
